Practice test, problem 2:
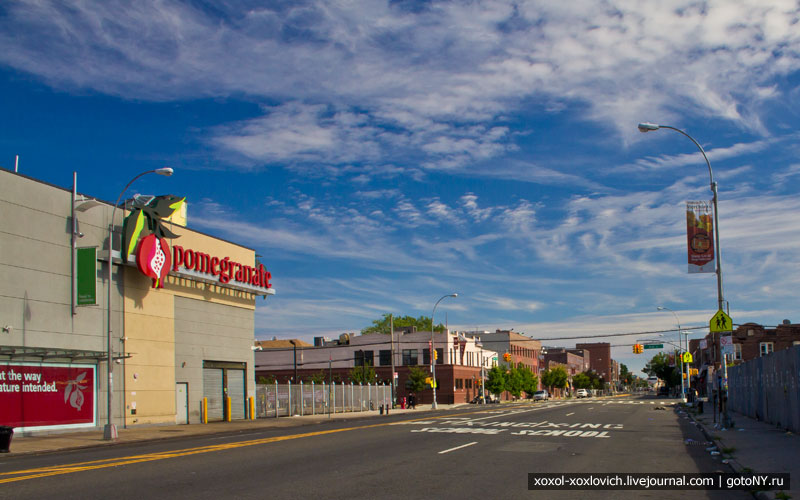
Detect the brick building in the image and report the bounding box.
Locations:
[575,342,614,383]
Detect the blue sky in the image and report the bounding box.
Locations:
[2,1,800,375]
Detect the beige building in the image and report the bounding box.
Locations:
[0,168,274,432]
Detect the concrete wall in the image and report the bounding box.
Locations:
[1,168,261,429]
[0,169,125,426]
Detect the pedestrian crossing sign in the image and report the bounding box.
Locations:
[709,309,732,333]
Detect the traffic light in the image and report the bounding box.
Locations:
[632,344,644,354]
[503,352,511,362]
[433,350,438,360]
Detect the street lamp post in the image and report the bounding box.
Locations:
[431,293,457,410]
[105,167,173,440]
[657,306,686,402]
[639,122,730,427]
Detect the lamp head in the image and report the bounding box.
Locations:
[638,122,660,133]
[451,293,458,298]
[657,306,666,311]
[155,167,174,176]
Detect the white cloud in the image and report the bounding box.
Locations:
[2,0,799,176]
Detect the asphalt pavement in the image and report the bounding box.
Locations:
[1,395,795,499]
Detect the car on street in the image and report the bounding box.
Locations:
[533,390,549,401]
[575,388,589,398]
[469,394,498,404]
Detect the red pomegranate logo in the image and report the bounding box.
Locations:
[136,234,171,288]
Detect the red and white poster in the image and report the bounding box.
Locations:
[0,363,96,431]
[686,201,715,274]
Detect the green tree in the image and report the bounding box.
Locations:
[619,364,633,385]
[257,375,277,385]
[522,366,539,398]
[541,366,568,392]
[572,372,592,389]
[361,314,445,335]
[405,366,429,393]
[506,365,524,398]
[642,353,681,388]
[485,365,507,396]
[304,371,327,384]
[349,362,377,385]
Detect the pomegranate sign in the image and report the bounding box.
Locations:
[136,234,171,288]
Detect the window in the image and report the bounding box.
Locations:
[436,348,444,365]
[402,349,418,366]
[423,349,430,366]
[355,350,374,367]
[379,350,391,366]
[760,342,774,357]
[733,343,742,361]
[455,379,463,389]
[466,378,473,389]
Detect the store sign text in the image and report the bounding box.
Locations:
[172,246,272,289]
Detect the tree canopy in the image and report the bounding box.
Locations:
[405,366,430,393]
[349,362,377,385]
[486,363,538,398]
[642,353,681,388]
[485,365,507,396]
[541,366,569,391]
[361,314,446,335]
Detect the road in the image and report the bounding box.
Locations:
[0,395,748,499]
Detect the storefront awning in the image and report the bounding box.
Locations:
[0,346,130,362]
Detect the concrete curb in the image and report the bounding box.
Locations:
[680,405,777,500]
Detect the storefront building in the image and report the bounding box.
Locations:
[0,168,273,432]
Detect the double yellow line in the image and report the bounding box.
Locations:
[1,409,494,484]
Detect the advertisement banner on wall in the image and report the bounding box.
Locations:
[0,363,96,431]
[686,201,715,274]
[77,247,97,305]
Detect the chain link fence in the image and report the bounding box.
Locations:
[255,382,392,418]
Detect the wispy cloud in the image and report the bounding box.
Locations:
[3,1,799,178]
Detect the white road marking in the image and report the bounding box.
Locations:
[566,412,575,416]
[438,442,478,454]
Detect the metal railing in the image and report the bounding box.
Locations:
[255,382,392,418]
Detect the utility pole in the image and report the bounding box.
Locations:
[390,314,395,408]
[290,340,298,383]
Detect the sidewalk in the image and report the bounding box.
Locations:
[2,404,468,457]
[683,405,798,500]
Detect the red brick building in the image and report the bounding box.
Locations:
[575,342,614,383]
[690,321,800,368]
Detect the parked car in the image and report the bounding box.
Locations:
[533,390,549,401]
[575,388,589,398]
[469,394,497,404]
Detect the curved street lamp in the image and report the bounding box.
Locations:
[105,167,173,440]
[431,293,457,410]
[640,122,730,427]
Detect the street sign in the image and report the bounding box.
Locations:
[720,334,734,355]
[710,309,733,333]
[682,352,693,363]
[643,344,663,349]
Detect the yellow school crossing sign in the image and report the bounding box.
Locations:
[682,352,693,363]
[709,309,732,333]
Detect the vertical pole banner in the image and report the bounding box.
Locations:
[686,201,715,273]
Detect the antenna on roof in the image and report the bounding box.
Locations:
[15,155,19,173]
